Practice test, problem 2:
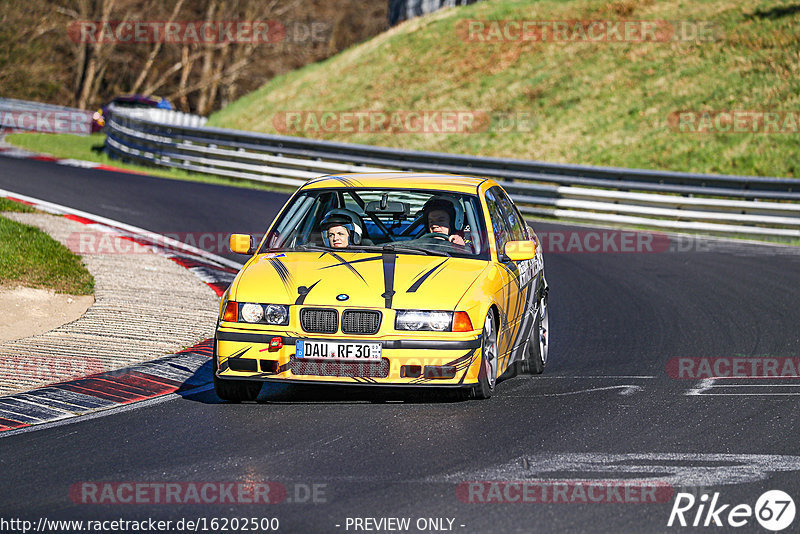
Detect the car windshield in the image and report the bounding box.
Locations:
[260,188,489,259]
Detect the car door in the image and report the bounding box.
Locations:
[484,187,522,371]
[498,189,541,349]
[489,186,538,365]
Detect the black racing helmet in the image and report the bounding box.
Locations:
[422,196,464,232]
[320,208,363,246]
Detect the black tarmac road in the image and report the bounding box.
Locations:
[2,155,800,533]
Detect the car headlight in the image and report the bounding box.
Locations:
[241,303,264,323]
[264,304,289,325]
[395,310,453,331]
[223,302,289,325]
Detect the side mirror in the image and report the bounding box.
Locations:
[504,240,537,261]
[229,234,255,255]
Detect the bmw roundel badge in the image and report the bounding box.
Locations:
[336,294,349,301]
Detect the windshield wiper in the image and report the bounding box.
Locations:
[381,244,450,257]
[347,245,383,251]
[297,244,330,251]
[298,244,379,254]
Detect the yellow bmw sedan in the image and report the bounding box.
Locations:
[214,173,549,401]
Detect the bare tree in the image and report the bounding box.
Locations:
[75,0,119,109]
[129,0,186,95]
[4,0,387,113]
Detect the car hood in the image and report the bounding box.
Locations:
[231,251,487,310]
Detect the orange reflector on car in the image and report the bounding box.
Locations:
[223,301,238,322]
[452,311,473,332]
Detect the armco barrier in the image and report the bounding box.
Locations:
[0,98,94,135]
[107,105,208,129]
[103,107,800,238]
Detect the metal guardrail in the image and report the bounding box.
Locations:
[0,98,94,135]
[105,108,800,238]
[107,105,208,129]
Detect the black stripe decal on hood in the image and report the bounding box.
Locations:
[381,251,397,309]
[318,251,377,284]
[321,254,383,266]
[319,254,382,284]
[267,257,294,293]
[295,280,321,305]
[406,259,448,293]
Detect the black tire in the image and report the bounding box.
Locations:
[501,361,520,379]
[212,340,262,402]
[213,374,262,402]
[471,311,498,400]
[523,296,548,375]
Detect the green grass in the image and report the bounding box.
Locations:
[0,204,94,294]
[209,0,800,179]
[0,198,35,213]
[4,133,295,193]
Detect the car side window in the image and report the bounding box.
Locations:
[267,192,334,247]
[493,187,526,242]
[484,188,512,259]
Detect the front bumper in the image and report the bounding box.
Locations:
[214,327,483,387]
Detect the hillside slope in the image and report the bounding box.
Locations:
[208,0,800,178]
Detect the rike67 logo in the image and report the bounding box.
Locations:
[668,490,795,531]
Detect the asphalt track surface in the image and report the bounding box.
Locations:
[2,155,800,533]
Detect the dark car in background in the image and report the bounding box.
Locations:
[91,94,174,133]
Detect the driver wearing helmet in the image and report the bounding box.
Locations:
[422,197,466,247]
[319,209,363,249]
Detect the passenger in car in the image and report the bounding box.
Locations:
[325,224,350,248]
[319,209,365,248]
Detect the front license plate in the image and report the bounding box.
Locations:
[296,340,382,361]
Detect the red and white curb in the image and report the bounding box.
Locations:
[0,189,245,433]
[0,340,214,433]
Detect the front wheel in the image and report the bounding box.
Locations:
[213,340,262,402]
[523,295,548,375]
[213,374,262,402]
[471,311,498,399]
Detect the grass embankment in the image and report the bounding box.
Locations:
[209,0,800,178]
[0,198,94,294]
[3,133,292,192]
